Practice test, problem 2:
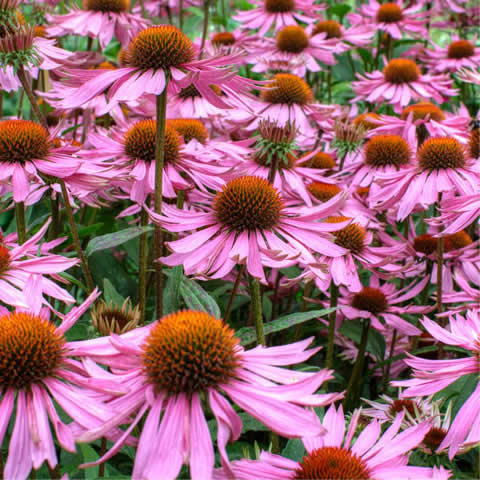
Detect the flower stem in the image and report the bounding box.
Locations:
[326,281,338,370]
[267,155,279,184]
[49,193,61,241]
[98,438,107,478]
[14,201,26,245]
[327,66,332,103]
[294,279,312,340]
[60,180,95,293]
[224,264,245,323]
[199,0,211,59]
[382,328,397,392]
[343,318,370,411]
[248,274,265,346]
[179,0,184,30]
[138,208,149,325]
[153,80,169,318]
[17,66,47,127]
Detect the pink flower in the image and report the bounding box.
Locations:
[59,25,252,109]
[0,219,78,310]
[370,137,480,221]
[352,58,457,114]
[71,310,342,480]
[213,404,450,480]
[347,0,428,40]
[457,67,480,85]
[251,25,338,77]
[150,176,348,283]
[47,0,149,49]
[337,274,431,336]
[437,193,480,235]
[393,309,480,458]
[420,35,480,74]
[0,119,82,203]
[0,290,124,480]
[233,0,325,36]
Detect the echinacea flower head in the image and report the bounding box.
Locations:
[370,137,480,220]
[421,36,480,73]
[0,290,122,480]
[352,58,457,113]
[347,0,428,40]
[91,298,140,336]
[0,119,81,202]
[393,309,480,458]
[213,404,449,480]
[60,25,248,108]
[73,310,342,480]
[153,175,348,283]
[47,0,149,48]
[233,0,324,36]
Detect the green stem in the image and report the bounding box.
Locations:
[15,201,26,245]
[179,0,184,30]
[98,438,107,478]
[248,274,265,346]
[153,80,169,318]
[224,264,245,323]
[60,180,95,293]
[17,66,47,126]
[199,0,211,59]
[326,282,338,370]
[327,66,332,103]
[382,328,397,392]
[343,318,370,411]
[294,279,313,340]
[138,208,149,325]
[49,193,60,241]
[267,155,279,184]
[270,271,281,322]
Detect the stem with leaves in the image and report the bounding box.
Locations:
[153,80,169,317]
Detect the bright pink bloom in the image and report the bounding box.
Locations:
[420,35,480,74]
[0,290,124,480]
[347,0,428,40]
[0,219,78,310]
[352,58,457,114]
[59,25,253,110]
[233,0,325,36]
[457,67,480,85]
[47,1,149,49]
[393,310,480,458]
[213,404,449,480]
[437,193,480,234]
[150,176,348,283]
[71,310,342,480]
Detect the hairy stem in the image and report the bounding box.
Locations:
[249,274,265,346]
[343,318,370,411]
[14,201,26,245]
[326,282,339,370]
[153,80,169,318]
[138,208,149,325]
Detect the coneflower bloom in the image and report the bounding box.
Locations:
[151,176,348,283]
[370,137,480,221]
[213,404,449,480]
[72,310,342,480]
[337,274,431,336]
[60,25,250,108]
[0,219,78,310]
[0,25,73,92]
[83,117,230,203]
[236,73,334,142]
[352,58,457,113]
[307,18,374,52]
[47,0,149,49]
[366,102,471,145]
[347,0,428,40]
[0,290,125,480]
[420,36,480,74]
[233,0,324,36]
[252,25,338,76]
[393,310,480,458]
[0,119,81,202]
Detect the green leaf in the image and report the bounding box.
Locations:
[179,278,221,318]
[163,265,184,315]
[85,226,153,257]
[339,320,386,361]
[327,3,351,19]
[282,438,306,461]
[103,278,125,306]
[237,308,336,346]
[80,444,99,480]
